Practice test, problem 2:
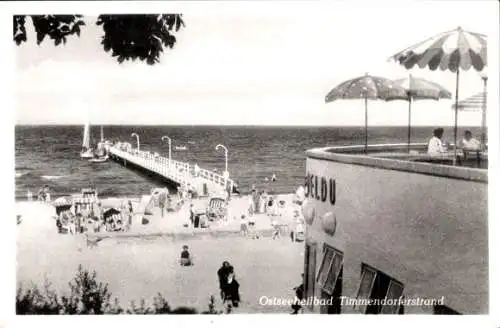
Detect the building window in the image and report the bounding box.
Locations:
[303,242,317,308]
[317,245,343,314]
[355,264,404,314]
[434,305,461,315]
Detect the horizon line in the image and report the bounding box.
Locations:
[14,123,485,128]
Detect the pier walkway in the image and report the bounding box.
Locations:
[108,144,236,197]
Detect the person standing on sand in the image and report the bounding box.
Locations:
[259,191,266,213]
[158,191,167,218]
[37,188,44,202]
[127,200,133,226]
[180,245,193,266]
[271,217,281,240]
[43,185,51,202]
[189,204,195,227]
[291,274,304,314]
[252,186,260,214]
[75,213,82,234]
[240,215,248,237]
[194,164,200,177]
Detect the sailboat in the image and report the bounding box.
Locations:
[80,120,94,159]
[89,125,109,163]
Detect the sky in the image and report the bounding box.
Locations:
[13,1,500,126]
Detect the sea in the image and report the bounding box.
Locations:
[15,125,485,200]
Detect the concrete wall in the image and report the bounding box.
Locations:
[303,156,488,314]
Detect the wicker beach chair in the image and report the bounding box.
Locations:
[206,197,228,221]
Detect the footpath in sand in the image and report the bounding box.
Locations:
[16,195,305,313]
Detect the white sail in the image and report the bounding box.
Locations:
[82,121,91,149]
[100,125,104,142]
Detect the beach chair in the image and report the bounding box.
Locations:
[206,197,228,221]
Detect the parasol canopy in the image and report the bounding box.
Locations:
[325,73,407,152]
[387,74,452,150]
[52,196,73,207]
[452,92,487,111]
[392,75,452,100]
[103,208,121,220]
[389,26,487,162]
[390,26,486,72]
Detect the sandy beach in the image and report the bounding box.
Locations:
[16,194,304,313]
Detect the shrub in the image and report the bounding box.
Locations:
[202,295,222,314]
[16,265,216,315]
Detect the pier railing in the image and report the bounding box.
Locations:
[108,146,234,195]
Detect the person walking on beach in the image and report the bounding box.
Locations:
[223,272,241,310]
[217,261,234,301]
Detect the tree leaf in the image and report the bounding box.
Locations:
[16,14,185,65]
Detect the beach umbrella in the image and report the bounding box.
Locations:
[389,26,487,161]
[388,74,452,151]
[325,73,408,152]
[451,74,488,146]
[103,208,121,220]
[453,91,487,110]
[52,196,73,206]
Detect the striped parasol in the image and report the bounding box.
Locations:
[52,196,73,207]
[325,73,407,153]
[389,26,487,161]
[453,74,488,145]
[453,92,487,111]
[387,74,451,151]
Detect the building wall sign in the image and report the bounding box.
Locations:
[304,173,336,205]
[303,172,338,236]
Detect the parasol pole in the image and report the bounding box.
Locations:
[453,68,460,165]
[481,75,487,149]
[364,95,368,154]
[407,92,412,153]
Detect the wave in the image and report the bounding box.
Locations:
[15,168,32,178]
[15,166,32,171]
[41,175,67,181]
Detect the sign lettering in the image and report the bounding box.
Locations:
[304,172,336,205]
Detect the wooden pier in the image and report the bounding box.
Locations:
[108,143,236,197]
